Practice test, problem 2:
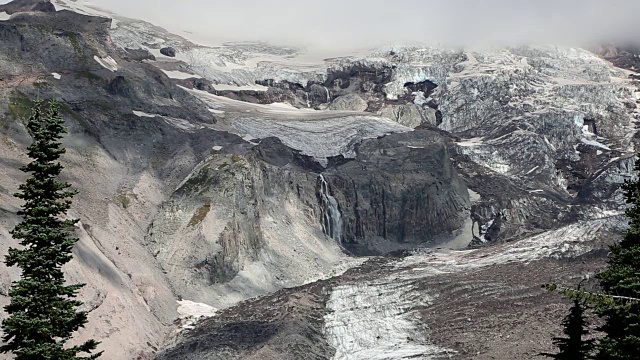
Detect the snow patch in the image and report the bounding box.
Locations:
[161,70,200,80]
[0,12,10,21]
[468,189,481,203]
[132,110,157,118]
[525,166,539,175]
[581,138,611,150]
[51,73,62,80]
[208,109,225,115]
[456,137,484,147]
[94,55,118,72]
[212,83,268,92]
[176,300,217,331]
[212,146,223,151]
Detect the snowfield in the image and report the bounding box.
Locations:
[94,55,118,71]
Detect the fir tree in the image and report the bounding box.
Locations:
[0,100,101,359]
[595,156,640,360]
[541,295,595,360]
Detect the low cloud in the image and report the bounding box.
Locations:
[88,0,640,49]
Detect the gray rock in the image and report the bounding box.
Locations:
[328,94,368,112]
[160,47,176,57]
[324,129,471,254]
[379,104,437,128]
[0,0,55,14]
[124,47,155,62]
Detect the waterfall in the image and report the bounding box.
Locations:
[324,86,331,103]
[305,92,311,108]
[318,175,343,242]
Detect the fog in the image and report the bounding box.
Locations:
[67,0,640,49]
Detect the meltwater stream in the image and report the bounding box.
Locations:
[318,175,343,242]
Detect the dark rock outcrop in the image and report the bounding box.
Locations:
[124,47,156,62]
[0,0,55,14]
[322,129,470,254]
[160,46,176,57]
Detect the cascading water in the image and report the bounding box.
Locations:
[317,175,343,242]
[324,86,331,102]
[305,92,311,108]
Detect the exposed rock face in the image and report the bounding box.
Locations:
[160,47,176,57]
[124,47,156,62]
[323,129,471,254]
[327,93,367,112]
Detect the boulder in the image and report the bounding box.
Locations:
[160,47,176,57]
[125,48,156,62]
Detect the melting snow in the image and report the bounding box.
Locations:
[161,69,200,80]
[212,83,268,92]
[456,137,484,147]
[176,300,217,330]
[51,73,62,80]
[402,218,612,272]
[94,55,118,72]
[132,110,157,118]
[477,219,495,243]
[581,138,611,150]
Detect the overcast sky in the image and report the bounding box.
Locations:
[80,0,640,49]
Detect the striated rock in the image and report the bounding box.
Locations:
[379,103,437,128]
[106,75,133,97]
[160,46,177,57]
[144,141,347,309]
[324,129,471,254]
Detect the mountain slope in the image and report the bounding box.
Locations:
[0,1,638,359]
